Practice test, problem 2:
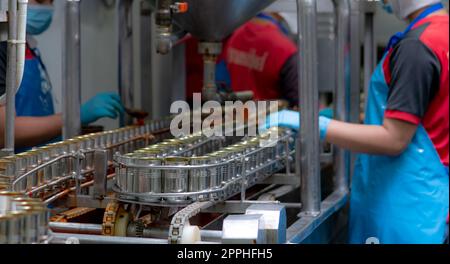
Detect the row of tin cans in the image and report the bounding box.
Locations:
[115,127,293,202]
[0,191,49,244]
[0,118,172,193]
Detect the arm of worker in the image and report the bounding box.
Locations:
[265,38,439,157]
[326,38,439,155]
[279,53,299,107]
[0,107,63,149]
[0,92,125,149]
[325,119,417,156]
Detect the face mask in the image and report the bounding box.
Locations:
[27,4,54,35]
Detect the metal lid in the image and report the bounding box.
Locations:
[164,157,190,163]
[0,191,24,196]
[190,156,210,161]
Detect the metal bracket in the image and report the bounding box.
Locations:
[93,150,108,200]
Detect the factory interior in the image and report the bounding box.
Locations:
[0,0,449,245]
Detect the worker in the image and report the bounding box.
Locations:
[0,0,125,151]
[264,0,449,244]
[186,12,299,107]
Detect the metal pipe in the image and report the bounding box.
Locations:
[16,0,28,87]
[348,0,361,177]
[49,222,103,235]
[334,0,350,194]
[363,11,376,109]
[3,0,18,154]
[118,0,134,126]
[50,232,168,244]
[297,0,321,216]
[62,0,82,139]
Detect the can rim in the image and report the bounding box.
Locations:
[164,157,190,162]
[0,191,24,196]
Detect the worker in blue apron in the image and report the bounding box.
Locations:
[263,0,449,244]
[4,0,125,152]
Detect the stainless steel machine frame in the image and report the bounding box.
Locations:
[0,0,380,244]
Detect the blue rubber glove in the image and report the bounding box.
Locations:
[81,92,125,126]
[261,109,332,140]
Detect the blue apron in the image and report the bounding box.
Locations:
[15,45,55,153]
[349,4,449,244]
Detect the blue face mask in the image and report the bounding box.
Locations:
[27,5,54,35]
[382,2,394,14]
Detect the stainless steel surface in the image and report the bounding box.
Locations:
[349,0,362,177]
[363,10,376,110]
[317,0,336,93]
[50,232,168,244]
[3,0,18,154]
[287,190,348,243]
[261,174,300,186]
[62,0,82,140]
[246,204,287,244]
[93,150,108,199]
[49,222,102,235]
[66,194,114,209]
[173,0,276,42]
[222,214,266,244]
[297,0,321,216]
[11,153,78,191]
[118,0,134,126]
[163,157,189,200]
[334,0,350,194]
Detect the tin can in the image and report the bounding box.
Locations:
[223,147,241,179]
[206,154,222,189]
[38,146,53,184]
[49,143,65,182]
[115,154,134,195]
[133,149,162,158]
[0,192,23,215]
[0,159,15,187]
[135,157,162,202]
[27,150,40,188]
[15,154,30,191]
[213,151,231,183]
[8,211,25,244]
[163,157,190,202]
[189,157,211,195]
[0,214,10,243]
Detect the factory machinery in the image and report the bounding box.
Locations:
[0,0,379,244]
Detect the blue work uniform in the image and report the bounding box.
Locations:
[15,38,56,152]
[349,5,449,244]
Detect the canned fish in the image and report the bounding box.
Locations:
[0,159,15,187]
[27,150,40,188]
[8,211,24,244]
[49,143,64,183]
[0,214,10,243]
[135,157,162,202]
[133,149,162,158]
[163,157,190,202]
[38,146,53,184]
[15,154,30,192]
[213,151,231,183]
[189,157,211,198]
[206,154,222,190]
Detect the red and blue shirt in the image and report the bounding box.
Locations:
[383,15,449,166]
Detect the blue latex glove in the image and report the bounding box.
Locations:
[81,92,125,126]
[261,109,332,140]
